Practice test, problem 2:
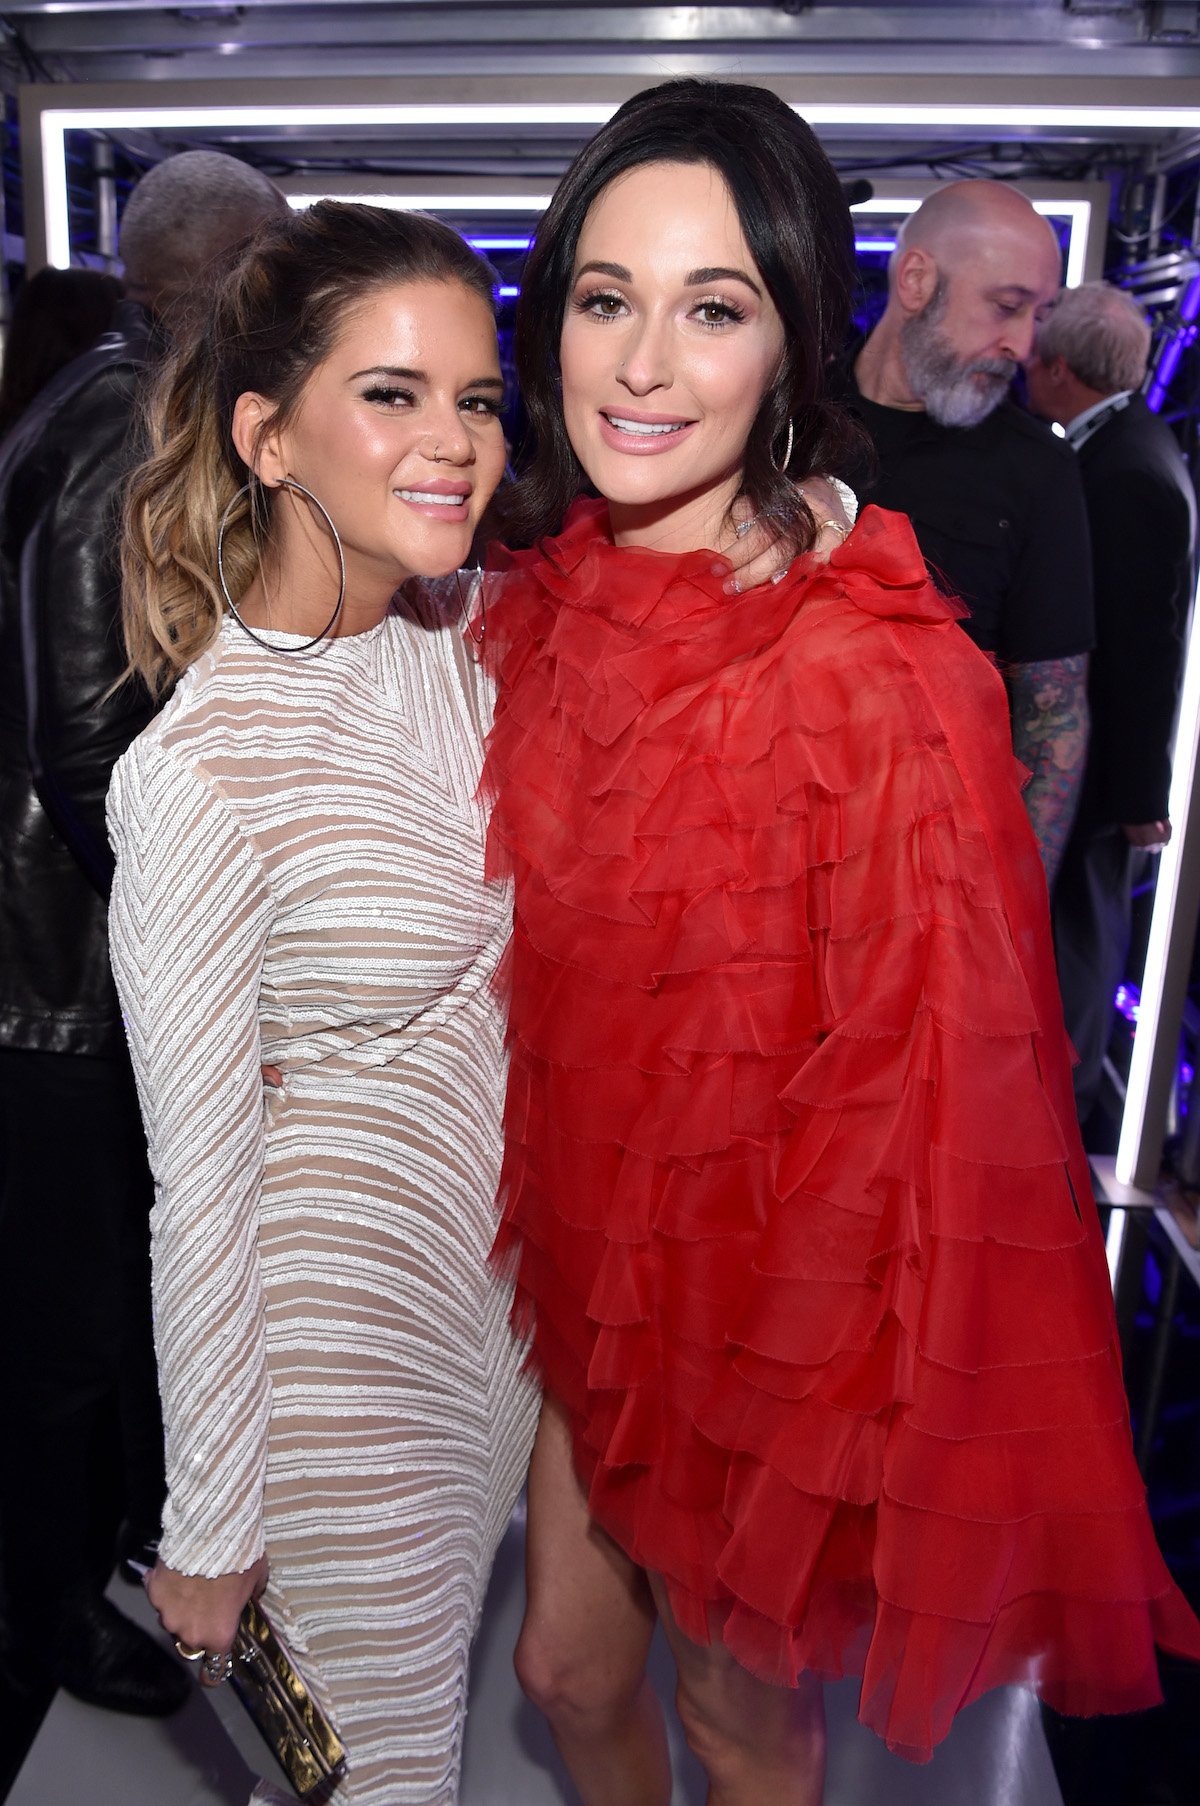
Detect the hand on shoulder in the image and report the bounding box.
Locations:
[715,475,857,595]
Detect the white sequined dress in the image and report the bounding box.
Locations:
[106,595,539,1805]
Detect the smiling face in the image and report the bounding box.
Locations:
[245,277,507,609]
[559,160,786,552]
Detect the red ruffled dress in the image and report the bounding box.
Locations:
[480,498,1200,1761]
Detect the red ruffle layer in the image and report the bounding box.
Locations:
[481,499,1200,1760]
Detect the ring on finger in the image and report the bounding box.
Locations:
[202,1649,233,1685]
[174,1638,205,1662]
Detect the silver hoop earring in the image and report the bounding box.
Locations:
[217,475,346,654]
[775,418,795,474]
[454,568,486,647]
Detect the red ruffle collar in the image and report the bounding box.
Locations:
[488,495,965,631]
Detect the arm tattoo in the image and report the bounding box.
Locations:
[1006,654,1089,892]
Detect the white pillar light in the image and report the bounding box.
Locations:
[1116,574,1200,1188]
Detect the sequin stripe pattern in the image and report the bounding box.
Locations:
[108,742,275,1577]
[107,601,539,1806]
[247,1037,537,1804]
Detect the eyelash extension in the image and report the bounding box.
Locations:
[361,386,503,417]
[570,289,748,329]
[693,296,747,327]
[361,384,415,406]
[572,287,626,319]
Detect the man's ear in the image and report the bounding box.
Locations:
[231,391,286,488]
[891,246,940,318]
[1049,354,1071,388]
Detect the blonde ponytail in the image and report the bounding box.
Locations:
[122,327,261,697]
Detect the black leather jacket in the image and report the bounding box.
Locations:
[0,301,155,1054]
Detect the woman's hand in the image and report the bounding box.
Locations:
[147,1554,269,1687]
[715,476,854,594]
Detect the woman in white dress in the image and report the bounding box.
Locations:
[106,201,540,1804]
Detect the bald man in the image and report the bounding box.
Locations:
[0,151,286,1718]
[850,179,1095,890]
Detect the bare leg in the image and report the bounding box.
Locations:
[650,1574,826,1806]
[515,1395,671,1806]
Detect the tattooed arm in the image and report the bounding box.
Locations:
[1006,654,1090,893]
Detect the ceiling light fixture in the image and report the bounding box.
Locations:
[37,91,1193,269]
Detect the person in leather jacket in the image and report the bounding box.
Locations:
[0,150,286,1719]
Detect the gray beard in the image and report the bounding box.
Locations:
[900,290,1017,428]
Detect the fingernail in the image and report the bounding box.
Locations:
[710,559,731,576]
[725,577,742,596]
[734,519,752,539]
[771,568,788,584]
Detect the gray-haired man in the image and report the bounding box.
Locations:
[1027,281,1197,1132]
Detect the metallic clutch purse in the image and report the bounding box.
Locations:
[229,1595,348,1797]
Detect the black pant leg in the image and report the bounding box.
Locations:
[0,1047,164,1638]
[1052,822,1137,1127]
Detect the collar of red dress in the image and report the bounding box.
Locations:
[490,495,964,632]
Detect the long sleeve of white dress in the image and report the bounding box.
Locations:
[108,738,276,1577]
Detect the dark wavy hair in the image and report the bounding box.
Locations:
[502,78,864,550]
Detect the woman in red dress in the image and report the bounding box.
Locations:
[481,79,1200,1804]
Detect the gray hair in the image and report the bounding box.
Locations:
[118,150,287,315]
[1035,280,1151,395]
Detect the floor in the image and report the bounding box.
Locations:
[9,1504,1065,1806]
[9,1195,1199,1806]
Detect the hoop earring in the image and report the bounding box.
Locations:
[775,418,795,474]
[454,568,486,647]
[217,475,346,653]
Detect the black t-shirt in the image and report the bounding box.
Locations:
[845,378,1095,664]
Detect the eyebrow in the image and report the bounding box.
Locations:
[349,364,505,390]
[987,286,1040,302]
[573,260,762,298]
[686,265,762,297]
[574,261,632,283]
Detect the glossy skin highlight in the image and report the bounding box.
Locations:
[560,161,787,555]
